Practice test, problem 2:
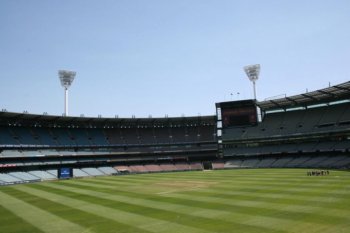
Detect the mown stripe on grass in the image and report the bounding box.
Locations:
[75,175,349,208]
[36,182,284,233]
[67,177,347,207]
[188,189,346,207]
[160,191,350,220]
[58,178,350,224]
[91,171,350,194]
[183,188,350,217]
[118,171,350,184]
[143,172,350,185]
[13,185,213,233]
[2,187,151,233]
[82,171,350,204]
[145,176,350,191]
[40,181,343,233]
[77,178,350,213]
[217,177,350,187]
[213,182,350,198]
[0,190,87,233]
[0,204,43,233]
[88,171,350,189]
[40,181,229,217]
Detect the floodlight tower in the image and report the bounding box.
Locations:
[244,64,260,100]
[58,70,76,116]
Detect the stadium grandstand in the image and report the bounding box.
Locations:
[218,81,350,169]
[0,112,217,184]
[1,81,350,185]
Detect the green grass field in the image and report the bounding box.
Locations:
[0,169,350,233]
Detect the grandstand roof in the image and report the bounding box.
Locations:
[0,111,216,128]
[257,81,350,111]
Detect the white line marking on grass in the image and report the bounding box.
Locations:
[0,190,89,233]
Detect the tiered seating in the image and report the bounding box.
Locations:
[331,156,350,168]
[337,104,350,123]
[302,156,331,167]
[285,156,310,167]
[223,102,350,159]
[121,128,139,144]
[87,129,109,145]
[154,128,170,144]
[69,129,91,145]
[199,125,216,141]
[73,169,89,177]
[224,155,350,169]
[174,163,191,171]
[115,165,131,173]
[297,142,317,152]
[318,104,344,125]
[333,141,350,151]
[113,163,206,174]
[8,172,40,182]
[29,170,56,180]
[186,127,199,142]
[270,157,294,167]
[138,128,156,144]
[81,167,104,176]
[21,151,44,156]
[224,159,243,168]
[35,128,57,145]
[105,129,124,144]
[144,164,162,172]
[212,162,225,169]
[98,166,118,175]
[224,102,350,141]
[12,127,38,145]
[316,141,337,152]
[256,158,276,168]
[53,128,75,145]
[189,163,203,170]
[40,150,60,156]
[129,165,148,173]
[0,173,23,184]
[240,159,259,168]
[0,126,18,145]
[159,164,177,171]
[0,113,217,185]
[1,119,216,150]
[46,169,58,177]
[0,150,22,157]
[279,110,303,135]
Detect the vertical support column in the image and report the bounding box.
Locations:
[64,88,68,116]
[253,81,257,100]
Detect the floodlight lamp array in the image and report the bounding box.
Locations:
[59,70,76,89]
[244,64,260,82]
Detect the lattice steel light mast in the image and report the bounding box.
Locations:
[58,70,76,116]
[244,64,260,100]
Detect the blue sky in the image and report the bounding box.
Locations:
[1,0,350,118]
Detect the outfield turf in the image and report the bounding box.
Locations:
[0,169,349,233]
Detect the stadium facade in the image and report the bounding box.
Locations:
[1,81,350,184]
